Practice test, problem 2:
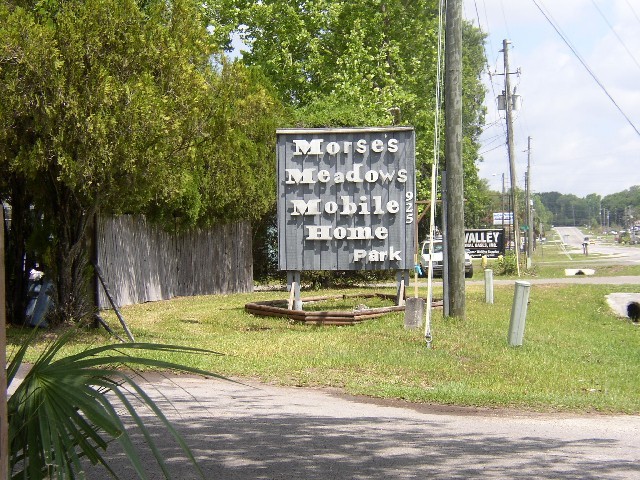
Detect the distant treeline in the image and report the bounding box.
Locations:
[538,186,640,228]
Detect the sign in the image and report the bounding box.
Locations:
[493,212,513,226]
[464,229,505,258]
[277,127,416,271]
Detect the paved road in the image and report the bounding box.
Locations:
[85,374,640,479]
[82,229,640,478]
[554,226,640,266]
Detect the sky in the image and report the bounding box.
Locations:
[462,0,640,198]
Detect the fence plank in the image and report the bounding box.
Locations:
[97,216,252,308]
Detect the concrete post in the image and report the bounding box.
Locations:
[508,281,531,346]
[287,271,302,310]
[484,268,494,304]
[396,270,409,307]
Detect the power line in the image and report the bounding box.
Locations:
[483,118,508,130]
[589,0,640,72]
[532,0,640,137]
[498,0,512,43]
[468,0,509,160]
[479,142,507,156]
[468,1,502,113]
[483,131,507,143]
[472,0,483,30]
[471,2,534,170]
[623,0,640,26]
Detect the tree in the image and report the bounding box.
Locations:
[460,21,489,225]
[537,190,637,229]
[235,0,487,270]
[603,185,640,227]
[584,193,602,228]
[467,178,495,227]
[532,195,552,235]
[1,0,283,324]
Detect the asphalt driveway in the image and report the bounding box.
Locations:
[85,374,640,479]
[55,226,640,478]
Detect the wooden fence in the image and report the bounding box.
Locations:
[95,216,252,308]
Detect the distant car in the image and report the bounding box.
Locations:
[419,238,474,279]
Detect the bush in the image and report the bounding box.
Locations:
[494,252,518,276]
[302,270,395,290]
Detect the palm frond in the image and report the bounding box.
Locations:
[8,330,225,479]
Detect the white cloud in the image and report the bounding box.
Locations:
[465,0,640,197]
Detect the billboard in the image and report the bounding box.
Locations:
[493,212,513,225]
[277,127,416,271]
[465,229,505,258]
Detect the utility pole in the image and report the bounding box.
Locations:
[1,206,7,479]
[501,173,505,239]
[526,136,533,268]
[502,39,520,276]
[445,0,465,318]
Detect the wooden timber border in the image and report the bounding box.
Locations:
[245,293,442,326]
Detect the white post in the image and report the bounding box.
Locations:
[484,268,494,304]
[396,270,408,307]
[287,271,302,310]
[508,281,531,346]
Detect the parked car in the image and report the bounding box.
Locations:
[419,238,474,279]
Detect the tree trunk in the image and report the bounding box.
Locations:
[4,176,32,325]
[49,180,95,324]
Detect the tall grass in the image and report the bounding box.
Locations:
[8,283,640,413]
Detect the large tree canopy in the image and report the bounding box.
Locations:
[1,0,283,323]
[236,0,488,230]
[2,0,491,318]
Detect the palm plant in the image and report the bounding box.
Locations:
[7,329,223,479]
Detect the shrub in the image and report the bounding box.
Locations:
[494,252,518,276]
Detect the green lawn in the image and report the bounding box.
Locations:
[8,281,640,414]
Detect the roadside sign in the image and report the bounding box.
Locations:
[465,229,505,258]
[493,212,513,225]
[276,127,416,271]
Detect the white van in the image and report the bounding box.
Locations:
[419,238,474,278]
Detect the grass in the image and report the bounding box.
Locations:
[472,232,640,279]
[480,256,640,280]
[7,281,640,414]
